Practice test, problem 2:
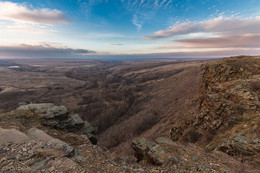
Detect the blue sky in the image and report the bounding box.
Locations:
[0,0,260,59]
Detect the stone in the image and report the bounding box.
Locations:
[216,136,260,157]
[27,128,54,142]
[45,139,78,158]
[18,102,28,106]
[69,114,84,127]
[58,114,84,131]
[0,129,30,144]
[78,121,97,145]
[17,103,68,120]
[17,103,54,112]
[17,103,97,145]
[155,137,175,145]
[46,157,83,172]
[46,105,68,120]
[132,138,166,165]
[31,160,47,172]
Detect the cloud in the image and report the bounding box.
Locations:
[142,16,260,39]
[0,1,69,24]
[107,43,124,46]
[160,0,168,7]
[132,15,142,31]
[162,34,260,48]
[0,22,56,35]
[0,44,95,58]
[165,0,173,8]
[130,0,173,9]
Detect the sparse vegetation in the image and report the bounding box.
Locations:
[0,58,206,153]
[0,56,260,172]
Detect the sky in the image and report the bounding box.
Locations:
[0,0,260,59]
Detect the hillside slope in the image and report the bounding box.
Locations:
[170,56,260,167]
[0,59,205,153]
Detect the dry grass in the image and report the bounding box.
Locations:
[0,58,205,153]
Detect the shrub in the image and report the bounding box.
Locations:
[184,129,202,143]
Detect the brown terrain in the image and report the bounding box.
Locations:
[0,56,259,172]
[0,58,205,153]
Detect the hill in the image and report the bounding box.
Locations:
[0,56,259,172]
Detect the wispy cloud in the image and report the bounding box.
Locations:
[0,44,95,58]
[154,48,260,58]
[142,16,260,39]
[78,0,100,16]
[0,1,69,24]
[126,1,176,32]
[130,0,173,9]
[0,22,56,35]
[168,34,260,48]
[132,15,142,31]
[165,0,173,8]
[159,0,168,7]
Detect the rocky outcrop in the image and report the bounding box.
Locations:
[0,128,177,172]
[216,136,260,164]
[17,103,68,120]
[167,56,260,171]
[131,137,255,172]
[0,128,82,172]
[17,103,97,144]
[78,121,96,144]
[2,128,256,173]
[132,138,166,165]
[171,57,260,142]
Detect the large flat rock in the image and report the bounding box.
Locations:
[0,129,30,144]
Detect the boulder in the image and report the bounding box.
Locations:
[132,138,166,165]
[17,103,53,112]
[27,128,54,142]
[131,137,250,172]
[59,114,84,131]
[18,102,28,106]
[0,129,83,172]
[69,114,84,127]
[78,121,97,144]
[17,103,68,120]
[45,138,78,158]
[0,129,30,144]
[216,136,260,157]
[17,103,97,144]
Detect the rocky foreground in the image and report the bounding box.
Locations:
[0,105,256,173]
[0,56,259,172]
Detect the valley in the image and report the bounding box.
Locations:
[0,56,259,172]
[0,58,205,153]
